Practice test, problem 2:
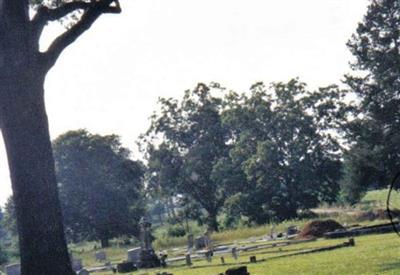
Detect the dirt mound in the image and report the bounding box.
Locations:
[299,219,344,238]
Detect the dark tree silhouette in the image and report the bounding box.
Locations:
[0,0,121,273]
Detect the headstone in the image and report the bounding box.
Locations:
[95,251,107,262]
[287,225,298,236]
[187,233,194,253]
[270,224,275,239]
[231,247,238,260]
[127,247,141,264]
[71,258,83,272]
[77,269,90,275]
[205,250,213,262]
[185,253,192,266]
[195,236,206,250]
[220,256,225,264]
[5,263,20,275]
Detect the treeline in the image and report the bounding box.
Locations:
[140,80,344,231]
[0,0,399,251]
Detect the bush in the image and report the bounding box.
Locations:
[167,225,186,237]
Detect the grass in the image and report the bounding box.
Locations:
[360,189,400,211]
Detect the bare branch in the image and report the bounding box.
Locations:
[40,0,121,71]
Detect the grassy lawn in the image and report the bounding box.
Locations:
[88,233,400,275]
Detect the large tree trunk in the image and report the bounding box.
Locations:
[0,71,74,274]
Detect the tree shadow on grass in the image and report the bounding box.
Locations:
[379,261,400,272]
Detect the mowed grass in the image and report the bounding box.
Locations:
[90,233,400,275]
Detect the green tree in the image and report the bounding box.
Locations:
[342,0,400,201]
[222,80,342,223]
[53,130,145,248]
[0,1,121,273]
[142,83,229,231]
[144,143,182,223]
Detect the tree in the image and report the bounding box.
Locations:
[144,142,183,223]
[221,80,342,223]
[342,0,400,201]
[53,130,145,248]
[142,83,229,231]
[0,0,121,273]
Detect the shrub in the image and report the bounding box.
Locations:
[167,225,186,237]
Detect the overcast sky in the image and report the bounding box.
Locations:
[0,0,369,206]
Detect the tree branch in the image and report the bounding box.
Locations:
[40,0,121,71]
[32,1,92,25]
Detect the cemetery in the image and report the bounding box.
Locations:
[69,223,399,274]
[3,218,393,275]
[1,1,400,274]
[0,189,399,274]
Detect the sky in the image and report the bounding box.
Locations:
[0,0,369,206]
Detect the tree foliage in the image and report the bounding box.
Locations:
[53,130,145,247]
[142,80,343,227]
[141,84,230,231]
[342,0,400,202]
[221,80,342,223]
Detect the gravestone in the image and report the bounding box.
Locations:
[287,225,299,236]
[232,247,238,260]
[205,250,213,262]
[187,233,194,254]
[185,253,192,266]
[270,224,275,239]
[220,257,225,264]
[95,251,107,262]
[5,263,20,275]
[127,247,141,264]
[195,236,206,250]
[71,258,83,272]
